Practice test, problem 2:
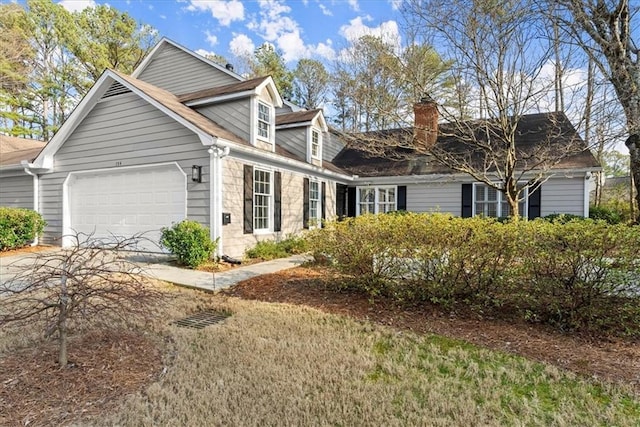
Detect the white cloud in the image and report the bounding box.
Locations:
[348,0,360,11]
[205,30,218,47]
[58,0,96,12]
[339,16,401,46]
[159,14,167,19]
[246,0,335,63]
[319,3,332,16]
[187,0,244,27]
[229,33,255,57]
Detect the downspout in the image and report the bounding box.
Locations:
[584,171,592,217]
[23,167,40,246]
[208,144,230,258]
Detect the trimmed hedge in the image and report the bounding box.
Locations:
[160,220,217,268]
[0,207,46,250]
[245,235,308,260]
[307,213,640,337]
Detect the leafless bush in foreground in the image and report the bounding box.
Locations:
[0,233,167,368]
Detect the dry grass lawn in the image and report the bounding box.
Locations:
[1,283,639,426]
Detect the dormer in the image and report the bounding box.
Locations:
[275,109,328,166]
[178,76,282,151]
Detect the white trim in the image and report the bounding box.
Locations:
[185,90,255,107]
[276,121,313,130]
[584,172,591,217]
[61,162,187,248]
[132,37,243,81]
[209,145,229,257]
[23,168,39,246]
[309,127,322,161]
[256,100,273,144]
[252,166,274,234]
[308,179,322,228]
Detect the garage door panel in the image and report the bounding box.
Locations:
[68,164,187,251]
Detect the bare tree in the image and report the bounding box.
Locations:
[393,0,590,218]
[0,233,166,367]
[551,0,640,221]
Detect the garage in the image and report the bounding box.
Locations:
[65,163,187,251]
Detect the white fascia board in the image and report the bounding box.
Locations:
[216,137,352,182]
[314,112,328,132]
[353,167,602,186]
[276,121,313,130]
[184,90,254,107]
[0,164,27,172]
[132,37,243,81]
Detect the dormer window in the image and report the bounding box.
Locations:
[311,129,320,159]
[257,101,271,140]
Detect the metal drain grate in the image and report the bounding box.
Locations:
[172,309,230,329]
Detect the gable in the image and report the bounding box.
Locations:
[135,42,240,94]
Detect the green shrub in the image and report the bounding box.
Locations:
[245,235,307,260]
[308,213,640,337]
[160,220,216,268]
[589,205,623,224]
[542,213,585,224]
[0,207,46,250]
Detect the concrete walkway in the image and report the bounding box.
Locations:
[1,249,309,292]
[140,254,310,292]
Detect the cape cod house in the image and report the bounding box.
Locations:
[0,38,600,258]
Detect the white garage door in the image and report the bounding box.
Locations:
[67,164,186,251]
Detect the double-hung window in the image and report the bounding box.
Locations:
[309,180,320,226]
[358,186,396,215]
[311,129,320,159]
[257,101,271,140]
[253,169,271,231]
[474,183,526,218]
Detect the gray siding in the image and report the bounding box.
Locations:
[323,131,345,162]
[40,92,210,244]
[276,128,306,161]
[0,174,34,209]
[406,181,461,215]
[540,177,585,216]
[137,43,239,95]
[196,100,251,142]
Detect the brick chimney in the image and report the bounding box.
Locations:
[413,96,438,150]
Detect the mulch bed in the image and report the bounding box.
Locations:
[223,266,640,393]
[0,329,163,427]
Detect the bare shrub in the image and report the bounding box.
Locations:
[0,233,167,367]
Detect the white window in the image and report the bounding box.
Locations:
[311,129,321,159]
[309,180,321,226]
[254,169,271,230]
[257,101,271,140]
[357,186,396,215]
[474,183,526,218]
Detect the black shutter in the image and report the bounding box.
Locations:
[303,177,310,229]
[528,186,542,219]
[321,181,326,223]
[243,165,253,234]
[347,187,356,217]
[461,184,473,218]
[397,185,407,211]
[274,171,282,232]
[336,183,347,219]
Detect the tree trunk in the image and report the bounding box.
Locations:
[627,133,640,223]
[58,269,69,367]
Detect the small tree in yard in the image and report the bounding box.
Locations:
[0,233,166,368]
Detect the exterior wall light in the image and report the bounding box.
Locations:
[192,165,202,183]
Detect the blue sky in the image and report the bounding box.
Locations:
[55,0,404,65]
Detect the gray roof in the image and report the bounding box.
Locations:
[333,112,600,177]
